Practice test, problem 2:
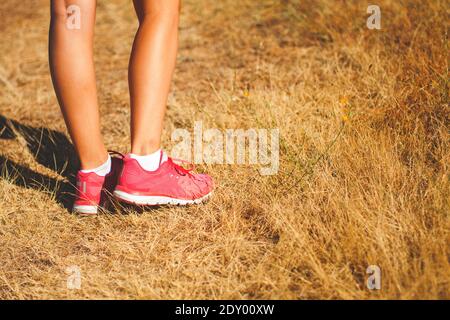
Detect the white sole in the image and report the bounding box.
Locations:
[72,204,98,215]
[113,190,212,206]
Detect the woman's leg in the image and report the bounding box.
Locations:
[129,0,180,155]
[114,0,213,206]
[49,0,108,170]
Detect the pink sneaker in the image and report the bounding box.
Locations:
[113,152,213,206]
[73,153,123,215]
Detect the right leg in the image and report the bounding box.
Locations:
[114,0,213,206]
[49,0,107,170]
[128,0,180,156]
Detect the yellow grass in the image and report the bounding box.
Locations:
[0,0,448,299]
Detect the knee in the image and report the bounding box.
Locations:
[51,1,70,22]
[50,0,95,24]
[138,1,180,25]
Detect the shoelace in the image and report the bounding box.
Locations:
[109,151,192,176]
[108,150,124,159]
[168,157,195,177]
[168,157,208,199]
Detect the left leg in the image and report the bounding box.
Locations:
[49,0,108,170]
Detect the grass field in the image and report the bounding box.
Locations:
[0,0,448,299]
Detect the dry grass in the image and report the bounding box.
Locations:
[0,0,448,299]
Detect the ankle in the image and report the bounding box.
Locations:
[80,153,109,171]
[130,149,165,172]
[131,142,161,156]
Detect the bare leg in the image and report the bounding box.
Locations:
[49,0,108,170]
[129,0,180,155]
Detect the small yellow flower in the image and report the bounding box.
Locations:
[243,90,250,98]
[339,96,349,106]
[431,80,439,89]
[342,114,349,122]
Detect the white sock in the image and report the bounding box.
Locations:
[80,155,111,176]
[130,149,168,172]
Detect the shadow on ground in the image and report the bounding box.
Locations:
[0,114,78,211]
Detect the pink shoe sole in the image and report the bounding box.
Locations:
[113,190,213,206]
